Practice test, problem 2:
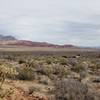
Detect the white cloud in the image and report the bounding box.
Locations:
[0,0,100,46]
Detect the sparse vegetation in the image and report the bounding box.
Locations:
[0,51,99,100]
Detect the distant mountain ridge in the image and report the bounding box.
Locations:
[0,35,17,40]
[0,35,74,48]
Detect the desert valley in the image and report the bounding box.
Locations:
[0,35,99,100]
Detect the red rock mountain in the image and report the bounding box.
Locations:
[0,35,74,48]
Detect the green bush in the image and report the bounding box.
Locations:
[59,58,68,65]
[17,65,35,80]
[72,63,85,73]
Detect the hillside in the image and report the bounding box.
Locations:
[0,35,16,40]
[0,35,74,48]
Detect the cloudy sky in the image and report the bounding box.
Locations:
[0,0,100,46]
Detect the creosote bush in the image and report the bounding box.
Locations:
[58,57,68,65]
[17,64,35,80]
[55,79,88,100]
[35,63,70,79]
[71,63,86,73]
[53,65,70,78]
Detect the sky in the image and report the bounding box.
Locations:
[0,0,100,46]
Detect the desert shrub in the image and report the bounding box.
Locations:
[55,79,88,100]
[44,65,55,76]
[36,63,70,79]
[68,58,78,66]
[79,71,88,81]
[71,63,85,73]
[36,64,54,79]
[46,58,53,64]
[18,59,26,64]
[88,61,100,75]
[85,91,100,100]
[42,56,59,65]
[0,88,14,99]
[91,62,100,71]
[62,56,67,58]
[17,64,35,80]
[25,61,36,68]
[27,86,40,95]
[36,64,54,77]
[95,63,100,69]
[53,65,70,78]
[0,64,17,88]
[38,75,52,85]
[59,57,68,65]
[34,62,70,79]
[85,91,95,100]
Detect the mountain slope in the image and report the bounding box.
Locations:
[0,35,17,40]
[0,35,74,48]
